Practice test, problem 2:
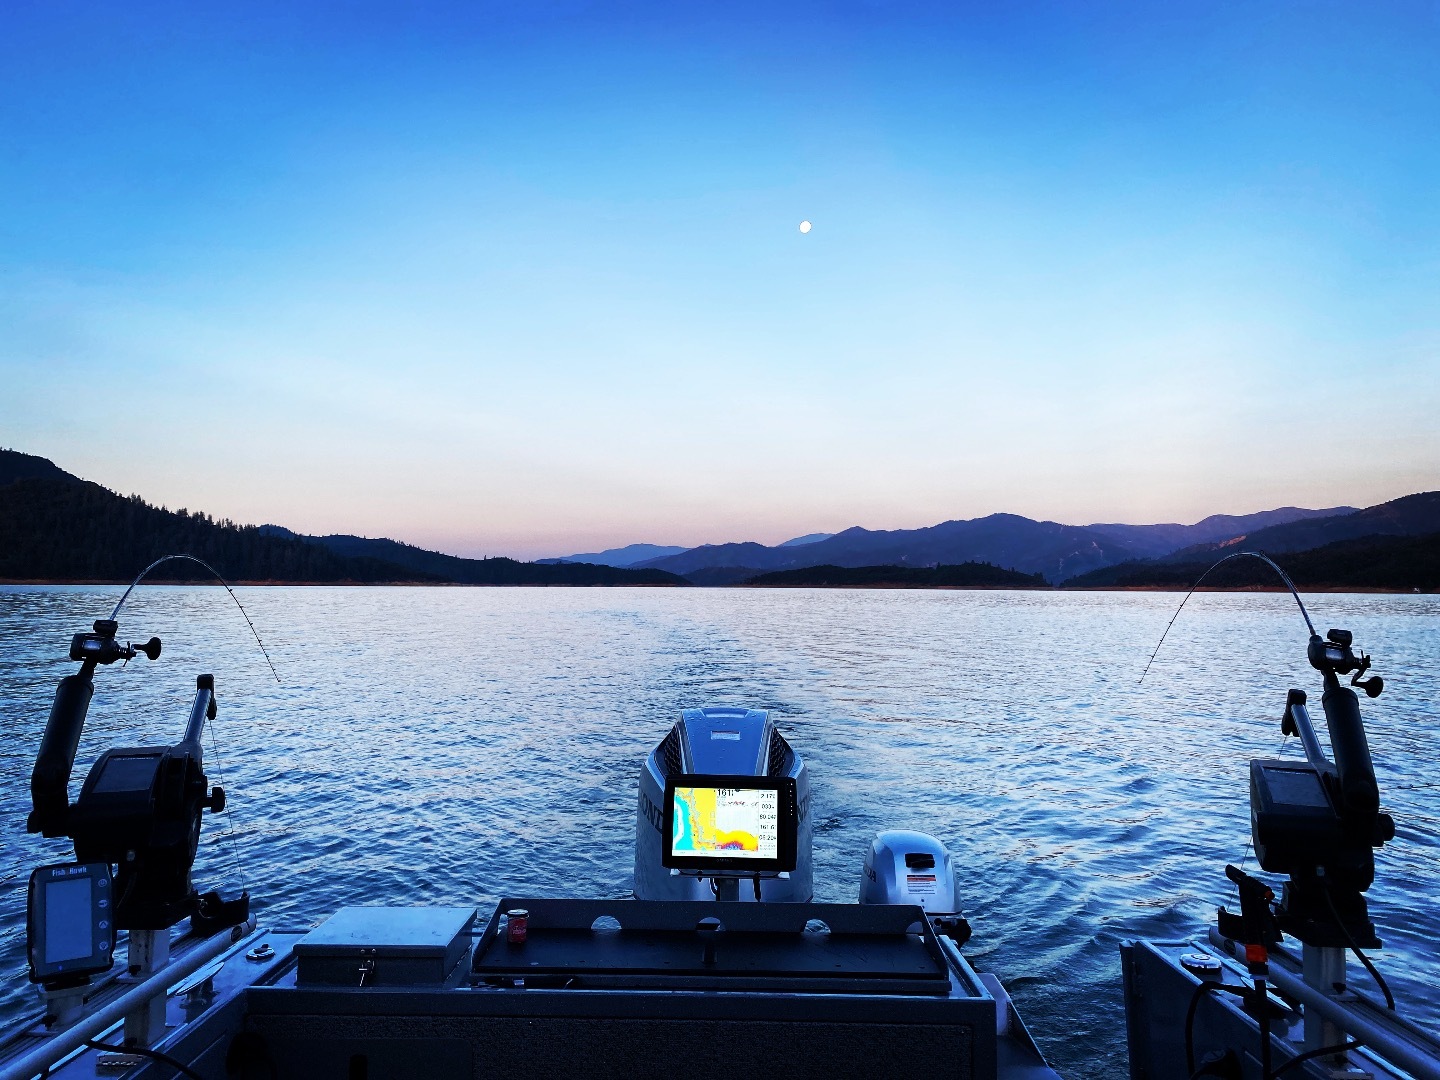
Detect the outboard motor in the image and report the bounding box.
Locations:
[860,831,961,914]
[634,707,812,902]
[861,831,973,944]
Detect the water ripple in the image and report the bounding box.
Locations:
[1,585,1437,1079]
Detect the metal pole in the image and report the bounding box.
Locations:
[1209,929,1440,1080]
[1302,944,1346,1055]
[181,678,214,748]
[123,929,171,1047]
[0,921,257,1080]
[1287,701,1330,771]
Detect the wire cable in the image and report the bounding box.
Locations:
[1267,1039,1363,1079]
[1235,734,1290,878]
[83,1039,205,1080]
[1185,980,1251,1075]
[110,554,263,912]
[1322,886,1396,1010]
[1185,980,1220,1076]
[205,713,248,899]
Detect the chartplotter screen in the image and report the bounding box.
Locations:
[661,775,798,872]
[671,785,779,860]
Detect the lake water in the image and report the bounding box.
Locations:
[2,585,1438,1077]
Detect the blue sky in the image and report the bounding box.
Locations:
[3,2,1437,558]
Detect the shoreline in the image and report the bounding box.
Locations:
[1,580,1425,593]
[0,579,683,588]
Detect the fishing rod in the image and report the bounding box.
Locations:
[1140,550,1315,685]
[110,553,280,684]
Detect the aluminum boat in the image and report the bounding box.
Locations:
[0,608,1060,1080]
[6,564,1440,1080]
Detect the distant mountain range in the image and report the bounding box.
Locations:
[534,542,688,567]
[748,562,1047,589]
[540,532,835,567]
[1066,524,1440,592]
[1158,492,1440,561]
[778,533,834,548]
[4,447,1434,590]
[252,526,684,586]
[633,506,1356,584]
[542,496,1440,590]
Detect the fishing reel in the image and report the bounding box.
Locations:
[1307,627,1383,698]
[28,616,248,959]
[1147,552,1401,1014]
[68,619,162,666]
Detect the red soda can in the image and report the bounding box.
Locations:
[505,908,529,945]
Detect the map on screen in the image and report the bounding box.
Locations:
[671,785,779,860]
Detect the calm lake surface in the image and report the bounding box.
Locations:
[2,585,1438,1077]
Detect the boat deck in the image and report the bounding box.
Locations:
[1,901,1062,1080]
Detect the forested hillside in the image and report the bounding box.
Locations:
[1062,532,1440,592]
[0,451,685,586]
[0,475,432,582]
[748,562,1048,588]
[266,528,683,585]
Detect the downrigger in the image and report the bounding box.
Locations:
[23,556,256,1023]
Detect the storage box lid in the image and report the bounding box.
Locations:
[295,906,476,960]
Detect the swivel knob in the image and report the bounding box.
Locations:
[203,786,226,813]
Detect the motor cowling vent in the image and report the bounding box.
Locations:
[767,732,794,776]
[658,728,683,778]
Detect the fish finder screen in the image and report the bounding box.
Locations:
[27,862,114,985]
[44,878,93,964]
[671,785,779,860]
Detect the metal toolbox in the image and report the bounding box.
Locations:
[294,906,475,987]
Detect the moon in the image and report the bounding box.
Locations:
[798,220,812,234]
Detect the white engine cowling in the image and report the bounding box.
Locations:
[859,830,960,914]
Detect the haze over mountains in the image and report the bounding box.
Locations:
[1159,493,1440,561]
[534,543,688,568]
